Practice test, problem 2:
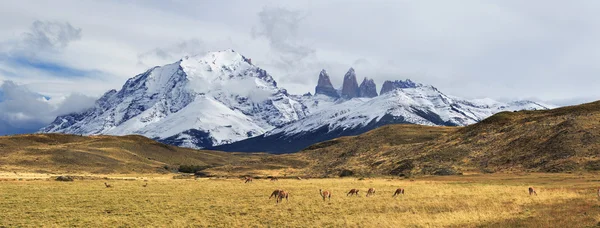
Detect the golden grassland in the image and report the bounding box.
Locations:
[1,173,600,227]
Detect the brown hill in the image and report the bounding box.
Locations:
[3,100,599,177]
[0,133,305,175]
[298,100,600,177]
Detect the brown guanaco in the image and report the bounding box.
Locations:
[347,189,360,196]
[244,177,253,183]
[528,187,537,196]
[270,189,283,199]
[276,191,289,204]
[393,188,405,197]
[597,188,600,197]
[270,177,278,181]
[366,188,376,197]
[104,182,112,188]
[319,189,331,201]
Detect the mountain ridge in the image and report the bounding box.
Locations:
[40,49,555,152]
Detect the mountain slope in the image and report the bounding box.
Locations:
[0,133,304,175]
[295,100,600,176]
[212,84,553,153]
[40,50,308,148]
[4,100,598,176]
[39,49,554,152]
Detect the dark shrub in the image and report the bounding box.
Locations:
[178,165,212,173]
[194,171,209,177]
[339,169,354,177]
[585,160,600,171]
[390,160,415,176]
[55,176,74,181]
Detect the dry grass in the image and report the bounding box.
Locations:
[300,100,600,177]
[1,173,600,227]
[0,134,306,176]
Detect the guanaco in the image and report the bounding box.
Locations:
[276,191,289,204]
[347,189,360,196]
[529,187,537,196]
[244,177,253,183]
[393,188,405,197]
[296,177,303,180]
[104,182,112,188]
[597,188,600,197]
[270,189,283,199]
[319,189,331,201]
[270,177,278,181]
[142,183,148,187]
[366,188,376,197]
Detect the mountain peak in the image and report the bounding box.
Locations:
[315,69,339,98]
[358,77,377,98]
[341,68,359,99]
[380,79,421,94]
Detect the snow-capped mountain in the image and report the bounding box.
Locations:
[210,77,554,154]
[40,49,555,153]
[40,49,308,148]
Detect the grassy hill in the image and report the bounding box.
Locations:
[2,100,599,177]
[299,100,600,176]
[0,133,305,175]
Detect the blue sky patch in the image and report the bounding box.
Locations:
[8,56,101,78]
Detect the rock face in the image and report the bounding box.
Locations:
[314,70,339,98]
[358,77,377,98]
[380,79,419,94]
[341,68,360,99]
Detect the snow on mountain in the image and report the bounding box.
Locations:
[39,49,555,152]
[276,84,552,135]
[40,49,309,148]
[211,83,553,154]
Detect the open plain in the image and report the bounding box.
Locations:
[1,172,600,227]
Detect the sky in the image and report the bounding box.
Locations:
[1,0,599,134]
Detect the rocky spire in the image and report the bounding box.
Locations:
[358,77,377,98]
[380,79,419,95]
[315,69,339,98]
[341,68,359,99]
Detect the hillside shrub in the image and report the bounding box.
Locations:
[178,165,212,173]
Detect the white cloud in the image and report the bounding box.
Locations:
[0,0,599,118]
[137,38,207,68]
[0,80,96,135]
[15,20,82,57]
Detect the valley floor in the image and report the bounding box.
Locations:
[1,173,599,227]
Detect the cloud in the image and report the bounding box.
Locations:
[0,80,96,135]
[1,0,600,110]
[252,7,316,70]
[12,20,82,58]
[137,38,207,67]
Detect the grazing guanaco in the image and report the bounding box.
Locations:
[270,189,283,199]
[366,188,376,197]
[319,189,331,201]
[393,188,405,197]
[529,187,537,196]
[347,189,360,196]
[244,177,253,183]
[597,188,600,198]
[104,182,112,188]
[270,177,278,181]
[276,191,289,204]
